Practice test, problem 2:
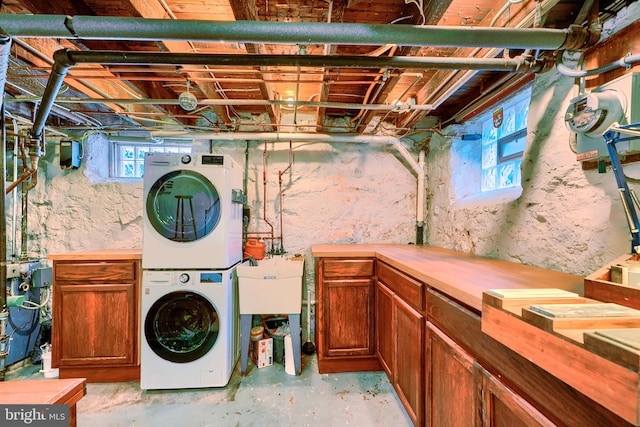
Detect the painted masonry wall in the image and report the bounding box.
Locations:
[426,3,640,276]
[8,4,640,302]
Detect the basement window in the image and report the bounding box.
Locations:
[111,142,191,179]
[480,87,531,192]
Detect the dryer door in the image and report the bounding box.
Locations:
[145,169,221,242]
[145,291,220,363]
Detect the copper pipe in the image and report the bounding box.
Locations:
[5,170,34,194]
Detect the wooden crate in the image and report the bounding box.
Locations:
[482,288,640,426]
[584,253,640,310]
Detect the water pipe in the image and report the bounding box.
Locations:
[262,140,275,251]
[277,141,294,254]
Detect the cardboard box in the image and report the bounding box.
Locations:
[251,337,273,368]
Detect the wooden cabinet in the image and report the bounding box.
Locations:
[315,257,380,373]
[427,321,554,427]
[51,256,141,382]
[426,322,481,427]
[312,246,629,427]
[427,287,627,426]
[376,261,425,427]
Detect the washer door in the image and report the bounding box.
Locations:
[146,169,221,242]
[145,291,220,363]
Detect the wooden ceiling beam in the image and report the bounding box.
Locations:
[109,0,232,127]
[228,0,278,126]
[355,1,439,133]
[398,0,536,131]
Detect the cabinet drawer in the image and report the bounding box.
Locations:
[54,261,137,283]
[377,261,424,311]
[322,258,375,278]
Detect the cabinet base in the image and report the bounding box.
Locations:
[317,356,382,374]
[59,365,140,383]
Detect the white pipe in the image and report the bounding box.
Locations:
[154,131,423,175]
[153,130,426,241]
[417,150,425,225]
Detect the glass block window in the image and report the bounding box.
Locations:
[480,87,531,192]
[111,142,191,179]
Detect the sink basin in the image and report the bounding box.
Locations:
[237,257,304,314]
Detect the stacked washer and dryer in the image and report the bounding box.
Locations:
[140,152,244,390]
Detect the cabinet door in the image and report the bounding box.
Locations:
[323,278,375,356]
[427,322,482,427]
[54,282,136,366]
[376,280,395,378]
[482,370,555,427]
[395,295,424,427]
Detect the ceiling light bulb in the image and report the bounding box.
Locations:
[179,91,198,111]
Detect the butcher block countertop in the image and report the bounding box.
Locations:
[311,244,584,312]
[47,248,142,261]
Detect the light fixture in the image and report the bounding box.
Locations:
[178,80,198,111]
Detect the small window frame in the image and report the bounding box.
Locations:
[110,141,192,179]
[498,128,528,163]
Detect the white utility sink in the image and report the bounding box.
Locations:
[237,257,304,314]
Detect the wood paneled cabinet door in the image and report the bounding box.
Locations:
[376,280,394,378]
[426,321,482,427]
[323,276,375,357]
[52,260,139,382]
[426,322,554,427]
[376,280,425,427]
[481,369,555,427]
[316,258,379,373]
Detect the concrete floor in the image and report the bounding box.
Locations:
[6,354,412,427]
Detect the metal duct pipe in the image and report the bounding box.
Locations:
[29,50,74,139]
[0,15,593,50]
[28,48,548,140]
[0,37,10,112]
[48,49,549,71]
[0,103,6,380]
[0,37,9,380]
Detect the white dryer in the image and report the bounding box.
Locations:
[140,269,239,390]
[142,153,243,270]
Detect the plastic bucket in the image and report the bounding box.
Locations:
[263,316,288,364]
[40,345,59,379]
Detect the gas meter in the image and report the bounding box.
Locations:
[565,90,625,137]
[565,73,640,162]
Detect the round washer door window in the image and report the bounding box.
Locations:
[146,169,221,242]
[145,291,220,363]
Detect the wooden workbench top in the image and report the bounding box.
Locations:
[47,248,142,261]
[311,244,584,312]
[0,377,86,405]
[0,378,87,427]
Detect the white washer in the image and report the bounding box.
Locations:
[140,269,239,390]
[142,152,243,270]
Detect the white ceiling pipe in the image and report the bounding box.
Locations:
[153,131,422,174]
[152,130,426,236]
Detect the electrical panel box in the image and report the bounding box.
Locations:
[565,72,640,162]
[32,266,52,288]
[60,140,81,170]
